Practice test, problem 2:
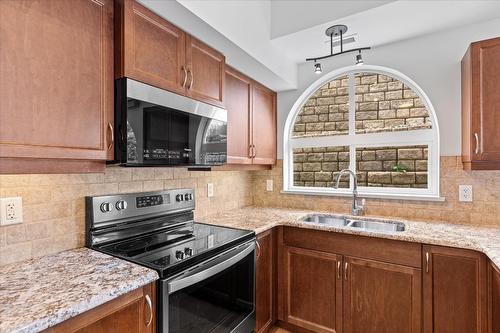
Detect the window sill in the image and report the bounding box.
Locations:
[280,189,446,202]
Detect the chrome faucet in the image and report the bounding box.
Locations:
[334,169,364,216]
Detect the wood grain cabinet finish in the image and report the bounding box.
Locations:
[44,283,156,333]
[185,35,225,108]
[282,246,342,333]
[115,0,186,96]
[256,230,275,333]
[252,84,277,165]
[462,36,500,170]
[423,245,488,333]
[343,257,421,333]
[489,262,500,333]
[115,0,225,107]
[0,0,114,172]
[224,66,277,166]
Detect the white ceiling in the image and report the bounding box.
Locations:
[157,1,500,90]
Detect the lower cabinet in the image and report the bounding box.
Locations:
[343,257,421,333]
[423,245,487,333]
[256,230,275,333]
[490,262,500,333]
[43,282,155,333]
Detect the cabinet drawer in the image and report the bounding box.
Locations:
[283,226,422,268]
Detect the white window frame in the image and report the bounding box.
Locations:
[282,65,442,201]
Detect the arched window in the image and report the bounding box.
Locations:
[283,65,441,200]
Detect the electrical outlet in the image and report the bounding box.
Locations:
[0,197,23,226]
[459,185,473,202]
[207,183,214,198]
[266,179,273,191]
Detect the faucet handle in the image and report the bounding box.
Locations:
[353,198,365,216]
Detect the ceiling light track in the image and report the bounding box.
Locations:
[306,24,371,73]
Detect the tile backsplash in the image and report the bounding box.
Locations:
[253,157,500,228]
[0,167,252,265]
[2,156,500,265]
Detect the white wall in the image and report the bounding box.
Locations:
[277,18,500,158]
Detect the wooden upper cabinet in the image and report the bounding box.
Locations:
[343,257,421,333]
[281,246,342,333]
[224,66,277,166]
[256,230,275,333]
[462,37,500,170]
[423,245,488,333]
[225,67,252,164]
[0,0,114,172]
[116,0,186,95]
[185,35,225,107]
[489,262,500,333]
[116,1,225,107]
[252,84,277,165]
[44,283,156,333]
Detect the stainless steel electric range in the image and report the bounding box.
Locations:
[85,189,256,333]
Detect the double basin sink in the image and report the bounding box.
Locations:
[302,214,406,233]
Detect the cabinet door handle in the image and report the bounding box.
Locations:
[107,123,114,150]
[145,294,153,327]
[187,69,193,90]
[425,252,429,273]
[253,145,257,158]
[474,132,479,155]
[255,240,261,260]
[181,66,188,88]
[337,261,341,280]
[248,145,253,158]
[344,262,348,280]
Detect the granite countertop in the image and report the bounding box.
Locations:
[0,248,158,333]
[201,206,500,269]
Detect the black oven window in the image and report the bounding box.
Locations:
[168,251,254,333]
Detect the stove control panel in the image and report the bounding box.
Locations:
[87,189,196,225]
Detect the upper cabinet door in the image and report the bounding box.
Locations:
[462,37,500,169]
[0,0,113,164]
[423,245,487,333]
[117,0,186,95]
[252,84,276,165]
[343,256,421,333]
[225,67,252,164]
[185,35,225,107]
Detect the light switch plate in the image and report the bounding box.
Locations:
[0,197,23,226]
[207,183,214,198]
[459,185,473,202]
[266,179,273,191]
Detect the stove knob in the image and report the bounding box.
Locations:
[175,250,185,260]
[184,247,193,256]
[184,193,190,201]
[188,194,193,201]
[115,200,128,211]
[176,194,184,202]
[100,202,112,213]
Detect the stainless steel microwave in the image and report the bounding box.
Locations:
[114,78,227,167]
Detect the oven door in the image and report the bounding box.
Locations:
[159,241,256,333]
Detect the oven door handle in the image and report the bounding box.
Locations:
[167,241,255,294]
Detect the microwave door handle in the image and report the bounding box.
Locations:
[167,242,255,294]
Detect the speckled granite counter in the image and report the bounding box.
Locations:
[201,206,500,269]
[0,247,158,333]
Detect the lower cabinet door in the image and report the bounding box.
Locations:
[343,257,421,333]
[490,262,500,333]
[256,230,274,333]
[423,245,487,333]
[282,246,342,333]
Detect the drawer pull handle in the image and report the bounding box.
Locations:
[107,123,114,150]
[474,132,479,155]
[425,252,429,273]
[337,261,341,280]
[344,262,348,280]
[256,240,261,260]
[145,294,153,327]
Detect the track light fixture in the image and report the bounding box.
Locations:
[306,24,370,72]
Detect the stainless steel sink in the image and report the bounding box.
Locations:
[302,214,405,232]
[347,219,405,232]
[302,214,349,227]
